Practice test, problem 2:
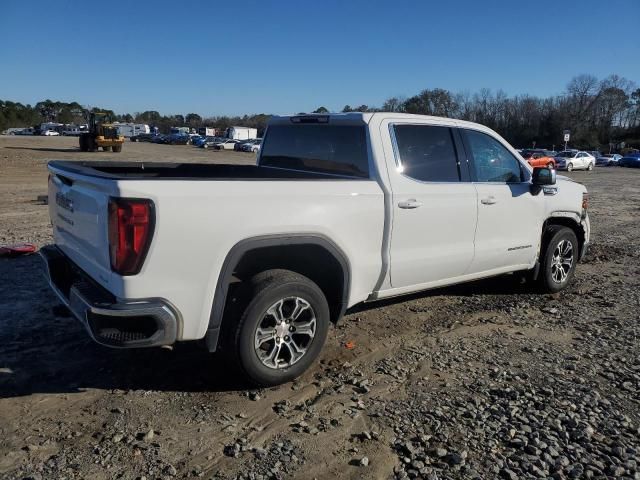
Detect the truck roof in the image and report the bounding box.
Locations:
[269,112,501,136]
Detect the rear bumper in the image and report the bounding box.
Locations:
[40,245,179,348]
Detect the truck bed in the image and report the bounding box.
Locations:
[48,161,368,181]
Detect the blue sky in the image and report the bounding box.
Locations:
[1,0,638,117]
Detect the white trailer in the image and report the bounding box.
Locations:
[226,126,257,141]
[198,127,216,137]
[115,123,150,138]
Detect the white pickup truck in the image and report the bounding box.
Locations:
[42,113,590,385]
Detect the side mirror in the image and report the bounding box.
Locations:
[532,166,556,186]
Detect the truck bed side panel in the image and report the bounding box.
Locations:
[109,179,384,340]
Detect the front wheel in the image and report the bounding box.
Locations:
[229,269,330,386]
[567,163,574,172]
[538,226,579,293]
[587,162,594,171]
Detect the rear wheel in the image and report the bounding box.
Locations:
[547,162,554,169]
[102,146,112,152]
[112,145,122,153]
[538,226,578,293]
[228,269,330,386]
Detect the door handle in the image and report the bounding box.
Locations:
[481,196,497,205]
[398,199,423,209]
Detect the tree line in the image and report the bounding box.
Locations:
[325,74,640,150]
[0,100,273,137]
[2,73,639,150]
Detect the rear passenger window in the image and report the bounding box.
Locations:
[465,129,523,183]
[393,125,460,182]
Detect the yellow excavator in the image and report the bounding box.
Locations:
[79,112,125,152]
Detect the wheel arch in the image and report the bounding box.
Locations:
[542,212,586,258]
[205,234,351,352]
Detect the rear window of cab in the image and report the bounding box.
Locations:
[260,124,369,178]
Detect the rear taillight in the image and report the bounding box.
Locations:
[108,198,155,275]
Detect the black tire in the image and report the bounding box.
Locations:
[547,162,554,169]
[112,145,122,153]
[102,146,112,152]
[228,269,330,386]
[537,226,579,293]
[567,163,573,172]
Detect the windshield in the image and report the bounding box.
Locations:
[260,124,369,178]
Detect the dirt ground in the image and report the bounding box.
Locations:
[0,135,638,480]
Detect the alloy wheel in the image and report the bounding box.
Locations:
[254,297,316,369]
[551,239,574,284]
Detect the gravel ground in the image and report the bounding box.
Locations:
[0,136,638,480]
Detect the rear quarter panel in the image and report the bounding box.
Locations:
[114,179,385,340]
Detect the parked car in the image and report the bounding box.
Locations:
[201,136,226,148]
[214,139,240,150]
[243,140,262,153]
[131,133,158,142]
[189,135,203,146]
[152,134,169,144]
[2,127,27,135]
[595,154,623,166]
[235,139,253,151]
[191,136,207,147]
[41,112,590,386]
[166,133,190,145]
[42,130,60,136]
[235,139,261,152]
[62,126,88,136]
[15,128,35,135]
[587,151,603,161]
[619,156,640,168]
[554,151,595,171]
[520,149,556,169]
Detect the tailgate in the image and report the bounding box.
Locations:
[48,167,114,287]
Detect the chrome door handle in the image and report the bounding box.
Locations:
[481,196,497,205]
[398,199,423,209]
